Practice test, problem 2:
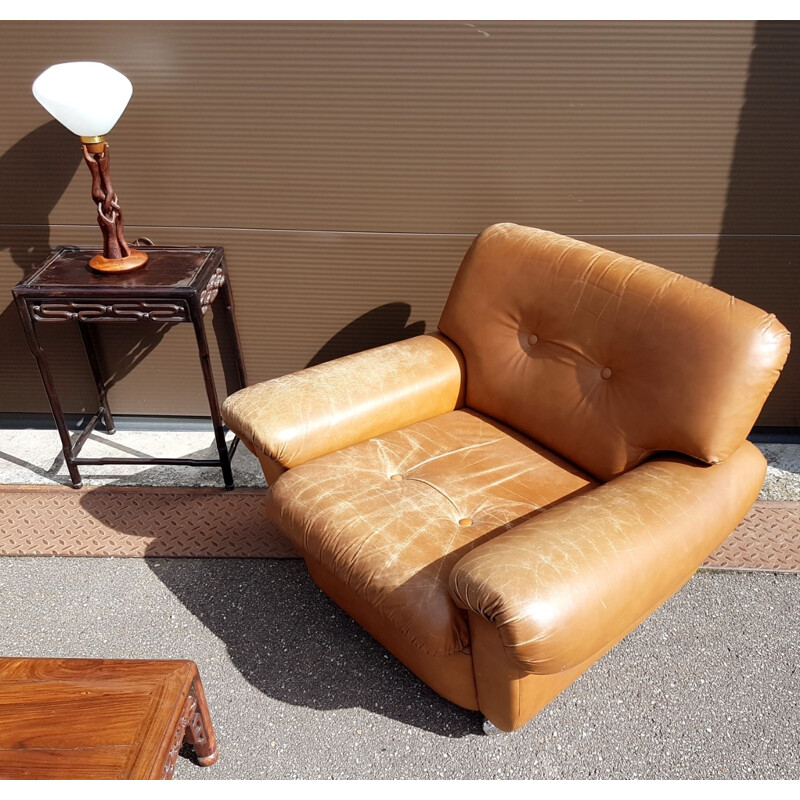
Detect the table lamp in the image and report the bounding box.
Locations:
[32,61,147,273]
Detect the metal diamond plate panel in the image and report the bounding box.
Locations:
[0,486,296,558]
[701,500,800,573]
[0,487,797,570]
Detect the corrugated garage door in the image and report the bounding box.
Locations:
[0,21,797,425]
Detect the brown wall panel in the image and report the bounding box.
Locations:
[2,226,470,415]
[5,226,795,423]
[0,20,755,235]
[1,21,798,425]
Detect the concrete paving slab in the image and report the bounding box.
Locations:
[1,425,798,499]
[0,426,265,489]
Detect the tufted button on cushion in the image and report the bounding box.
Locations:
[601,367,612,380]
[390,474,404,481]
[527,334,538,346]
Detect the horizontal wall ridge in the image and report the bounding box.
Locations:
[6,223,800,241]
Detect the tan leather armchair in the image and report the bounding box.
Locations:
[222,224,790,733]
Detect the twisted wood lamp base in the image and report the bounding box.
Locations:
[81,137,148,273]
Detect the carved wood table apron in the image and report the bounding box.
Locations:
[0,657,218,779]
[12,246,248,490]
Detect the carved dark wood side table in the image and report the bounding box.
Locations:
[0,657,218,779]
[12,245,248,490]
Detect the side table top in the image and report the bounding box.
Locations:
[13,245,225,297]
[0,656,212,779]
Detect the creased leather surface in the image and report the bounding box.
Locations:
[468,612,594,731]
[449,440,767,675]
[222,333,465,483]
[305,555,480,710]
[439,223,791,481]
[267,409,597,658]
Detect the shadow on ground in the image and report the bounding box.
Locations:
[145,557,480,738]
[17,299,450,733]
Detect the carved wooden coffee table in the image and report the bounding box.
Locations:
[0,657,218,779]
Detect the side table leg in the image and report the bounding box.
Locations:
[184,676,219,767]
[78,321,116,434]
[191,304,235,490]
[214,264,248,394]
[14,298,83,489]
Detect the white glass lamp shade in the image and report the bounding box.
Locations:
[32,62,133,137]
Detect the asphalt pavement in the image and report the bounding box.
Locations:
[0,556,796,779]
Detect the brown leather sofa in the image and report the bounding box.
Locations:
[222,223,790,733]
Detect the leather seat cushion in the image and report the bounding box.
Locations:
[267,408,598,658]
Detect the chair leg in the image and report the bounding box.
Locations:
[482,717,504,736]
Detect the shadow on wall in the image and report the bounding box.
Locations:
[711,21,800,427]
[305,301,426,367]
[0,122,85,413]
[0,122,183,414]
[0,120,80,272]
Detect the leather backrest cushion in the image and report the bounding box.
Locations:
[438,223,791,481]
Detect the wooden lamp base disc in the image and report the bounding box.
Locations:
[89,250,149,273]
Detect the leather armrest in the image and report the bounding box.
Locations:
[222,333,465,483]
[449,441,766,675]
